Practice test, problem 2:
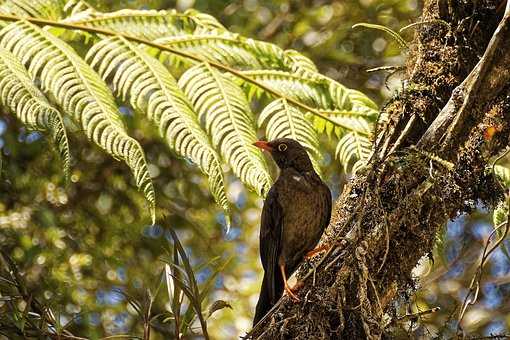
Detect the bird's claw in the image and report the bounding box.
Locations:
[305,243,330,259]
[284,281,303,302]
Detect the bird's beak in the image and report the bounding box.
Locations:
[253,141,273,152]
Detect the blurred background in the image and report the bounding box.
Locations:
[1,0,509,338]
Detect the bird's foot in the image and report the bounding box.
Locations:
[304,243,330,259]
[284,282,301,302]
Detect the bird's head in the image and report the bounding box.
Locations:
[253,138,314,173]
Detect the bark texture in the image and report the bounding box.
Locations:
[248,1,510,339]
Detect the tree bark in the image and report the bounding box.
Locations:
[248,1,510,338]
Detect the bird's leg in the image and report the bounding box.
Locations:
[279,264,300,302]
[304,243,330,259]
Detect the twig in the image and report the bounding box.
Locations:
[457,203,510,332]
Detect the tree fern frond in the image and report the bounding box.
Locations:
[87,36,231,225]
[492,165,510,260]
[283,49,318,74]
[0,0,63,20]
[0,46,70,176]
[151,28,291,72]
[335,132,372,173]
[0,21,155,221]
[308,109,374,139]
[62,8,222,41]
[258,99,322,173]
[181,8,225,30]
[153,31,264,70]
[239,70,332,108]
[494,164,510,186]
[63,0,95,16]
[328,80,378,114]
[179,62,272,196]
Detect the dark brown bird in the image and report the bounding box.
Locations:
[252,138,331,325]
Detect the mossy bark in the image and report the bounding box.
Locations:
[249,1,510,339]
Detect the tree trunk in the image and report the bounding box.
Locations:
[248,1,510,338]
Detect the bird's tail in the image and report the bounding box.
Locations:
[253,270,283,325]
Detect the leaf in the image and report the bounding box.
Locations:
[282,49,318,75]
[335,131,372,173]
[0,0,63,20]
[494,165,510,186]
[62,8,223,40]
[0,46,70,177]
[153,30,264,70]
[308,109,374,140]
[207,300,232,318]
[179,62,272,196]
[87,36,231,227]
[63,0,96,16]
[0,21,156,221]
[493,201,510,262]
[352,23,408,49]
[151,28,288,72]
[239,69,331,108]
[258,99,322,174]
[167,229,209,339]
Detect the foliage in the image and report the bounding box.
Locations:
[0,0,379,227]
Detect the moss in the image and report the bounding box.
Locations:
[251,1,508,339]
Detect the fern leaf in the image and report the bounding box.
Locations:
[329,80,378,114]
[493,201,510,261]
[0,46,70,176]
[335,131,372,173]
[153,31,264,70]
[283,49,318,74]
[0,21,156,221]
[179,62,272,196]
[308,109,374,139]
[0,0,63,20]
[239,70,332,108]
[494,165,510,186]
[63,0,95,16]
[258,99,322,173]
[62,8,223,41]
[87,36,231,225]
[151,28,289,72]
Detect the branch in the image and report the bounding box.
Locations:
[418,5,510,149]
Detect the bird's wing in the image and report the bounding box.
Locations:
[259,185,283,302]
[320,182,332,231]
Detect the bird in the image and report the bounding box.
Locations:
[252,138,332,325]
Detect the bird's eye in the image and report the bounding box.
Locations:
[278,143,287,152]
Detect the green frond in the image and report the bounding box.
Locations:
[63,0,96,16]
[153,31,265,70]
[151,28,290,72]
[258,98,322,174]
[493,201,510,261]
[283,49,318,74]
[0,0,63,20]
[0,46,70,176]
[0,21,155,221]
[328,80,379,114]
[352,23,408,49]
[179,62,272,196]
[494,164,510,186]
[335,131,372,173]
[62,8,223,41]
[492,165,510,260]
[308,109,374,139]
[87,36,231,225]
[239,70,332,108]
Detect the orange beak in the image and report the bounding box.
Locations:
[253,141,273,152]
